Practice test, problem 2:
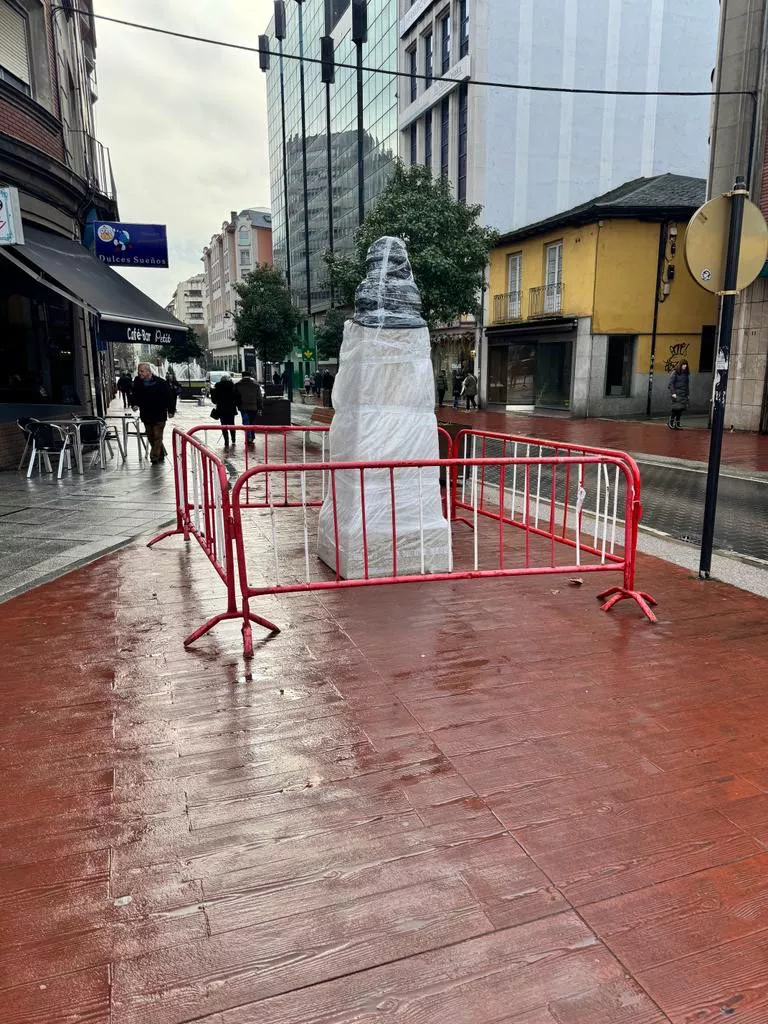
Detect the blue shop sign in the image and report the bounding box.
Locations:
[94,222,169,268]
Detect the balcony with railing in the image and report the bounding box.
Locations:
[529,282,565,318]
[492,291,523,324]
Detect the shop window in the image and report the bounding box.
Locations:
[699,324,716,372]
[605,335,634,397]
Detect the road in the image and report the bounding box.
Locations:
[636,461,768,562]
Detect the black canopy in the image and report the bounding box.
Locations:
[2,227,187,345]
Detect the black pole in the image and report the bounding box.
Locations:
[355,41,365,226]
[296,0,312,317]
[646,222,667,417]
[278,37,292,290]
[325,81,335,306]
[321,32,336,307]
[699,177,747,579]
[352,0,367,227]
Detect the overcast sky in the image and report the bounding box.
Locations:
[94,1,275,306]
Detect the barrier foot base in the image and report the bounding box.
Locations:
[598,586,658,623]
[242,614,281,660]
[147,526,183,548]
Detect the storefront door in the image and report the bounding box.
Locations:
[535,340,573,408]
[489,343,536,405]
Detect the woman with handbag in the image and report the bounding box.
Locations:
[211,375,239,448]
[667,359,690,430]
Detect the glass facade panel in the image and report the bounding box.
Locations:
[440,12,451,74]
[440,96,449,178]
[266,0,397,314]
[424,109,432,170]
[457,82,468,202]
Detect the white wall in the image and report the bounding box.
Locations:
[481,0,719,232]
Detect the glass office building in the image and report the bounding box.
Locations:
[265,0,397,314]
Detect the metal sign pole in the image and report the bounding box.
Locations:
[699,178,747,578]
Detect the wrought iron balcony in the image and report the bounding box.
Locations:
[529,282,565,318]
[492,291,523,324]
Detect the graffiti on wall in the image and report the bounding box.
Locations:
[664,342,690,373]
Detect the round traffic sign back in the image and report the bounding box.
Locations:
[685,194,768,294]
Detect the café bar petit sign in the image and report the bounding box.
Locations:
[94,222,169,267]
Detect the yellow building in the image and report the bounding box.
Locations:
[484,175,719,417]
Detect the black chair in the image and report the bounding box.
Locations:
[16,417,34,471]
[25,422,73,479]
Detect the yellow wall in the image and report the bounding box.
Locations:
[490,224,599,319]
[490,218,719,375]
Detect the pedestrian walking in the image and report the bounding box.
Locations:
[165,368,182,397]
[452,372,462,409]
[130,362,176,464]
[304,374,312,395]
[235,371,263,444]
[117,372,132,408]
[436,370,447,408]
[212,374,239,448]
[462,370,478,411]
[667,359,690,430]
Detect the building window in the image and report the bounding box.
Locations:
[544,240,563,313]
[699,324,716,372]
[0,0,31,94]
[440,12,451,74]
[408,46,417,102]
[459,0,469,57]
[440,97,450,178]
[424,30,433,87]
[506,252,522,318]
[457,83,468,203]
[424,109,432,170]
[605,336,634,397]
[240,248,251,267]
[410,122,418,166]
[238,226,250,243]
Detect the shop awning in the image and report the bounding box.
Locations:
[0,227,187,345]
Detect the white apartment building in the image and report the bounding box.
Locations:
[167,274,206,329]
[399,0,719,232]
[201,208,273,370]
[398,0,720,402]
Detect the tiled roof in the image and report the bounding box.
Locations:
[498,174,706,244]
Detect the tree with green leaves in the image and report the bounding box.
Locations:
[324,161,497,330]
[233,263,301,371]
[158,328,204,392]
[315,307,346,364]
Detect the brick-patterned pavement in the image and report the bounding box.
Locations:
[3,511,768,1022]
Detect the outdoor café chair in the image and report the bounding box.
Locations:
[25,422,73,479]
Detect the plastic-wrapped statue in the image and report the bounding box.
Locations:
[317,236,451,578]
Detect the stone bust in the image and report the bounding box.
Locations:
[352,236,426,329]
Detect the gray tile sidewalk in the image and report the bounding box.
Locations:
[0,399,210,602]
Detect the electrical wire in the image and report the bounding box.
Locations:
[58,6,754,99]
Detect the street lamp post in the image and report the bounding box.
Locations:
[321,31,335,307]
[269,3,292,291]
[295,0,312,318]
[352,0,367,228]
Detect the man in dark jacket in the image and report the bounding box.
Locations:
[667,359,691,430]
[235,372,263,444]
[131,362,176,463]
[117,372,133,408]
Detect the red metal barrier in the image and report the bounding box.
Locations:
[145,428,275,647]
[450,429,648,619]
[231,453,657,659]
[187,424,331,508]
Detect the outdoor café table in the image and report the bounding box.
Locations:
[39,418,106,474]
[106,412,148,460]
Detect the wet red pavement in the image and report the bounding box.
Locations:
[3,524,768,1022]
